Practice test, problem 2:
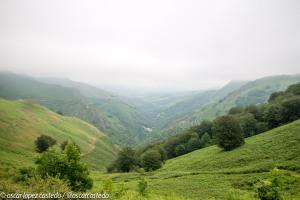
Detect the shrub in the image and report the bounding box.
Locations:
[15,167,36,182]
[0,176,71,199]
[257,178,282,200]
[35,135,56,153]
[137,178,148,196]
[214,115,245,151]
[35,142,93,191]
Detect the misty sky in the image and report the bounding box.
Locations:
[0,0,299,91]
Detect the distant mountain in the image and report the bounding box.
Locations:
[38,77,151,142]
[0,98,117,170]
[158,81,248,128]
[0,72,150,145]
[2,72,300,145]
[128,80,247,140]
[161,75,300,136]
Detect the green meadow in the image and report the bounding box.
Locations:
[0,98,117,171]
[92,119,300,199]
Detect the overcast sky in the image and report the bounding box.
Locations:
[0,0,299,91]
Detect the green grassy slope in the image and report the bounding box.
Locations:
[96,119,300,199]
[0,98,117,171]
[48,77,155,145]
[0,72,150,145]
[162,75,300,136]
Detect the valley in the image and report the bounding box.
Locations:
[0,72,300,200]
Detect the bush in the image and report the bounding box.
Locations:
[214,115,245,151]
[257,178,282,200]
[35,135,56,153]
[137,178,148,196]
[15,167,36,182]
[141,150,162,171]
[35,141,93,191]
[0,176,71,199]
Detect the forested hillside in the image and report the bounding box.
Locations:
[0,72,151,145]
[159,75,300,137]
[1,72,299,146]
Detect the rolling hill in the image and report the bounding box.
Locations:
[38,77,152,143]
[0,98,117,171]
[160,75,300,137]
[95,119,300,199]
[0,72,151,145]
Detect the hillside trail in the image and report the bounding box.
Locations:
[81,136,97,156]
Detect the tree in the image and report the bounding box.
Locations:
[228,106,244,115]
[141,150,162,171]
[186,136,201,152]
[191,120,213,137]
[256,122,269,134]
[268,92,284,103]
[115,147,137,172]
[286,82,300,95]
[214,115,244,151]
[239,113,257,137]
[264,105,282,128]
[156,146,167,162]
[35,135,56,153]
[278,96,300,123]
[245,104,264,121]
[175,144,186,156]
[60,140,81,152]
[35,142,93,191]
[199,132,211,148]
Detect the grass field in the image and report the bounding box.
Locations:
[0,98,117,171]
[93,119,300,199]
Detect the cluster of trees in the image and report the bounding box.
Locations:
[107,146,166,173]
[108,83,300,173]
[33,136,92,191]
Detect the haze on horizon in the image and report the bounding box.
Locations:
[0,0,300,91]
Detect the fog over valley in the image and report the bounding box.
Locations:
[0,0,300,91]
